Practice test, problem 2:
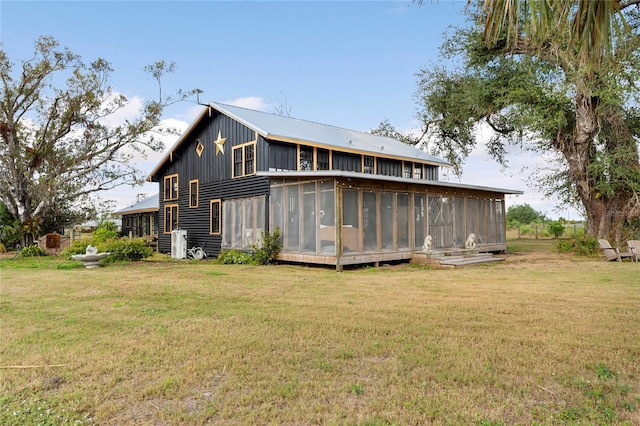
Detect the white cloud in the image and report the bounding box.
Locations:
[96,93,144,128]
[223,96,271,111]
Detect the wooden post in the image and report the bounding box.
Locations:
[335,180,343,272]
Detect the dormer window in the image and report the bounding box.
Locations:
[299,146,313,171]
[317,148,330,170]
[404,163,412,178]
[414,165,423,179]
[363,156,375,174]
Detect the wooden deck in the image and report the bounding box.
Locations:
[279,244,506,270]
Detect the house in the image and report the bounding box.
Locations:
[112,194,159,238]
[148,102,521,270]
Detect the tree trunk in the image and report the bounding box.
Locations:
[565,88,638,244]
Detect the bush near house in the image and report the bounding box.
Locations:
[63,238,153,262]
[216,228,282,265]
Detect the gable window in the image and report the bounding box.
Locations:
[164,204,178,233]
[164,174,178,201]
[363,155,375,174]
[189,179,199,208]
[210,199,221,234]
[232,141,257,178]
[233,148,243,177]
[317,148,330,170]
[245,144,255,175]
[299,146,313,171]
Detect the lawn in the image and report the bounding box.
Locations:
[1,243,639,425]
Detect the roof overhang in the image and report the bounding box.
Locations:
[258,170,524,195]
[112,207,158,216]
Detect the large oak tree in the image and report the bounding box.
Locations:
[0,36,188,243]
[414,0,640,242]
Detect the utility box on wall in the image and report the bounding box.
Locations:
[171,229,187,259]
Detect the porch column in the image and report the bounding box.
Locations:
[335,181,343,272]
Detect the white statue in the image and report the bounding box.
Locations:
[244,229,253,247]
[423,235,432,254]
[86,245,98,255]
[465,233,476,249]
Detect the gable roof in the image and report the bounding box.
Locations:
[148,102,450,180]
[112,194,159,215]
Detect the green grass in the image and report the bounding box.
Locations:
[507,238,557,253]
[1,243,639,425]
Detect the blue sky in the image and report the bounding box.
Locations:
[1,1,581,219]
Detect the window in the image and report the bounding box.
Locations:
[210,199,221,234]
[232,141,257,178]
[189,180,199,208]
[404,163,412,178]
[299,146,313,171]
[317,148,330,170]
[363,155,375,174]
[164,175,178,200]
[245,144,255,175]
[233,147,243,177]
[163,204,178,233]
[414,164,423,179]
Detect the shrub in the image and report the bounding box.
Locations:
[62,240,95,258]
[92,221,119,243]
[556,236,599,256]
[547,221,565,239]
[63,238,152,262]
[252,227,282,265]
[215,228,282,265]
[20,244,46,257]
[216,249,253,265]
[519,224,534,236]
[103,238,153,262]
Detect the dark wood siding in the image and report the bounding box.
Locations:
[333,152,361,172]
[153,110,271,256]
[425,165,439,181]
[157,176,270,256]
[267,141,297,171]
[152,112,256,183]
[377,158,402,177]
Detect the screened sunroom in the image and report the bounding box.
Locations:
[263,171,516,270]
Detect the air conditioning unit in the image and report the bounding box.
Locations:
[171,229,187,259]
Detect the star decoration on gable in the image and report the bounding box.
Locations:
[213,130,226,155]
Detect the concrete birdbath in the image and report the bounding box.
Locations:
[72,245,111,268]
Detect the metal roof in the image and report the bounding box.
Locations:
[210,102,450,166]
[258,171,523,195]
[113,194,159,215]
[148,102,450,180]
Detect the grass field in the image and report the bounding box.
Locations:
[1,241,639,425]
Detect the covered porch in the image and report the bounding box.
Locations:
[264,171,520,270]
